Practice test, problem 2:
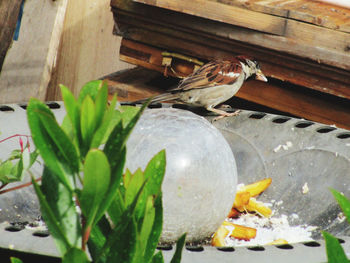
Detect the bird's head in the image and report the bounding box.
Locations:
[236,55,268,82]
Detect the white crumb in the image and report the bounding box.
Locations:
[273,141,293,152]
[302,183,309,194]
[225,214,315,246]
[337,212,346,223]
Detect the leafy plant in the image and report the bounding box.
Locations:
[323,188,350,263]
[0,134,39,194]
[7,80,185,262]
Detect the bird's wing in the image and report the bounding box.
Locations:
[171,59,243,92]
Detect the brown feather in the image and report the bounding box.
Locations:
[170,58,243,92]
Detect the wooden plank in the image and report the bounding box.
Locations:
[47,0,133,101]
[0,0,68,103]
[132,0,350,57]
[131,0,287,35]
[104,65,350,130]
[103,67,169,101]
[112,0,350,71]
[114,11,350,99]
[216,0,350,33]
[0,0,22,72]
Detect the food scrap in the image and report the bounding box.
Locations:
[212,178,316,247]
[302,182,309,194]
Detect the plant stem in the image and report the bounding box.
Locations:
[0,134,31,144]
[0,177,42,194]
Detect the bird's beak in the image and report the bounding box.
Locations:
[255,70,268,82]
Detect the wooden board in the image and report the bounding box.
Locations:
[0,0,68,103]
[216,0,350,33]
[104,65,350,130]
[129,0,350,70]
[46,0,134,101]
[0,0,22,72]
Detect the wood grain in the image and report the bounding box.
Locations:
[0,0,68,103]
[133,0,287,35]
[0,0,22,72]
[214,0,350,33]
[112,0,350,71]
[47,0,133,101]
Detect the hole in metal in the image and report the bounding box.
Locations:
[338,238,345,244]
[32,230,50,237]
[295,121,314,128]
[337,133,350,139]
[156,244,173,251]
[172,104,190,110]
[272,117,291,124]
[247,246,265,251]
[120,102,136,107]
[5,225,24,232]
[303,241,321,247]
[46,102,61,109]
[276,244,293,250]
[185,245,204,252]
[316,127,336,133]
[148,103,162,109]
[0,105,14,112]
[249,113,266,119]
[217,247,235,252]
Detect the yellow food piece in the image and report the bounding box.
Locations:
[223,221,257,241]
[246,198,272,218]
[238,178,272,197]
[211,224,229,247]
[227,208,240,218]
[267,239,289,245]
[233,191,251,212]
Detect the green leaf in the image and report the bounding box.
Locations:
[107,190,126,225]
[104,102,148,163]
[0,160,17,184]
[31,175,71,255]
[135,151,166,224]
[27,99,79,190]
[10,258,23,263]
[120,106,141,127]
[97,182,146,263]
[80,95,96,153]
[94,82,108,128]
[144,194,163,262]
[80,149,111,228]
[78,80,104,104]
[330,188,350,225]
[94,147,126,225]
[62,247,90,263]
[60,85,82,147]
[41,168,81,254]
[125,168,145,206]
[135,196,156,261]
[323,231,350,263]
[87,215,111,263]
[90,107,121,149]
[143,150,166,196]
[151,251,164,263]
[170,233,187,263]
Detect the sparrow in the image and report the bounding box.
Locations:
[136,56,267,117]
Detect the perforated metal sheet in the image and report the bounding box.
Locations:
[0,102,350,262]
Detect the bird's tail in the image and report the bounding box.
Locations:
[133,92,180,104]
